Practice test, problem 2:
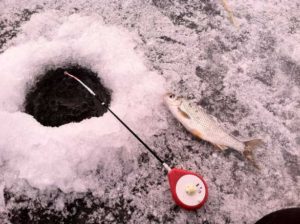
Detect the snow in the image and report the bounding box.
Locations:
[0,0,299,223]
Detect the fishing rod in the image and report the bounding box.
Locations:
[64,71,208,210]
[64,72,169,170]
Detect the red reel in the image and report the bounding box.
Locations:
[167,168,208,210]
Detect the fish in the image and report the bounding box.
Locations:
[164,93,264,169]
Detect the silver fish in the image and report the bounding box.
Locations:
[164,93,264,169]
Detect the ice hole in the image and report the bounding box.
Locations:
[24,65,111,127]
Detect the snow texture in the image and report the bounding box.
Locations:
[0,0,299,223]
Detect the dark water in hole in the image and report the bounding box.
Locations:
[24,65,111,127]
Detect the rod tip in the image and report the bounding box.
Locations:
[163,163,171,172]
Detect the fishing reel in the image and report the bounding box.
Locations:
[168,168,208,210]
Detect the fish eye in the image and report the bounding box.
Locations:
[169,94,175,99]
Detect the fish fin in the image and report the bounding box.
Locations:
[179,102,188,112]
[243,139,264,169]
[191,129,203,139]
[178,107,191,119]
[214,144,228,151]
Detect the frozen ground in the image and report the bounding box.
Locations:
[0,0,299,223]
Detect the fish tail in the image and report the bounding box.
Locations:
[243,139,264,169]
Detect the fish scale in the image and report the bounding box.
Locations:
[180,101,243,151]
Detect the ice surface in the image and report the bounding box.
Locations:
[0,0,299,223]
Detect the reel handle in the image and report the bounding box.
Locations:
[167,168,208,210]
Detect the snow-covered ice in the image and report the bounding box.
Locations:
[0,0,299,223]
